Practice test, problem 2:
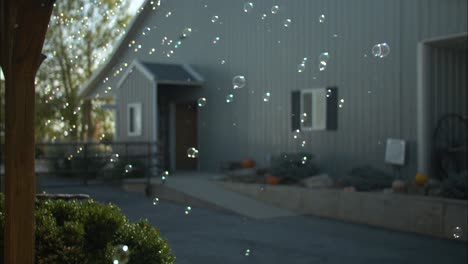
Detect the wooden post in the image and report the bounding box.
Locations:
[0,1,55,263]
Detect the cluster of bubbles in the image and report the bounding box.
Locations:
[112,244,130,264]
[318,52,330,71]
[297,57,308,73]
[187,147,199,158]
[452,226,463,239]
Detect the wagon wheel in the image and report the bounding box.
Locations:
[433,114,468,180]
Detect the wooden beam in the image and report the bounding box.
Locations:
[0,1,55,263]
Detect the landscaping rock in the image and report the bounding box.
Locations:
[302,174,334,188]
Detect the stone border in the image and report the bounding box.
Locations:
[217,182,468,241]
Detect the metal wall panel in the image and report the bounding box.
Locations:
[116,69,155,143]
[89,0,467,178]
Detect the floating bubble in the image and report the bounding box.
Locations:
[197,97,207,107]
[165,11,172,17]
[452,226,463,239]
[232,75,246,89]
[112,245,130,264]
[187,147,199,158]
[181,27,192,38]
[226,94,234,103]
[243,2,254,13]
[283,18,292,27]
[300,113,308,123]
[124,164,133,173]
[372,43,390,58]
[319,14,326,23]
[211,15,219,23]
[301,140,307,147]
[263,92,271,102]
[271,5,280,14]
[212,36,220,44]
[292,129,301,139]
[110,153,119,163]
[297,63,306,73]
[185,206,192,215]
[244,249,251,257]
[220,59,226,64]
[261,13,267,20]
[152,197,159,205]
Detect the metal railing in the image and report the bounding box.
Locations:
[1,141,163,187]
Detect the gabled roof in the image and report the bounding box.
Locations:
[78,0,153,98]
[117,60,204,87]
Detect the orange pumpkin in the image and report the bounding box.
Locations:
[241,158,256,169]
[415,173,428,186]
[265,174,281,185]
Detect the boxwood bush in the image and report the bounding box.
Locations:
[0,194,175,264]
[270,152,320,183]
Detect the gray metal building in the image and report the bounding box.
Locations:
[79,0,467,179]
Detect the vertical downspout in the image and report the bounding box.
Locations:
[417,43,432,177]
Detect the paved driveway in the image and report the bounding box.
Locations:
[44,184,467,264]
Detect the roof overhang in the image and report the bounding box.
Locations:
[117,60,204,88]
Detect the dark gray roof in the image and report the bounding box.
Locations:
[139,62,203,84]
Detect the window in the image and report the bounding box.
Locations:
[127,103,142,136]
[291,87,338,131]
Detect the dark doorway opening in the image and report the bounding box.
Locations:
[175,102,198,170]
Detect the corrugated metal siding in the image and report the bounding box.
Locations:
[431,47,467,127]
[116,69,155,142]
[92,0,466,177]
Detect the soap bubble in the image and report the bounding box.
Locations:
[211,15,219,23]
[292,129,301,139]
[212,36,220,44]
[112,245,130,264]
[110,153,119,163]
[283,18,292,27]
[244,248,251,256]
[271,5,280,14]
[152,197,159,205]
[452,226,463,239]
[124,164,133,173]
[319,14,325,23]
[263,92,271,102]
[243,2,254,13]
[226,94,234,103]
[372,43,390,58]
[185,206,192,215]
[232,75,246,89]
[297,63,306,73]
[187,147,199,158]
[181,27,192,38]
[197,97,207,107]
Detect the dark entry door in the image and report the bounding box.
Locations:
[175,102,198,170]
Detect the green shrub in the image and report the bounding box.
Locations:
[270,152,320,182]
[341,166,394,191]
[0,194,175,264]
[441,170,468,199]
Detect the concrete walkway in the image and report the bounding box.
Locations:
[145,172,294,219]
